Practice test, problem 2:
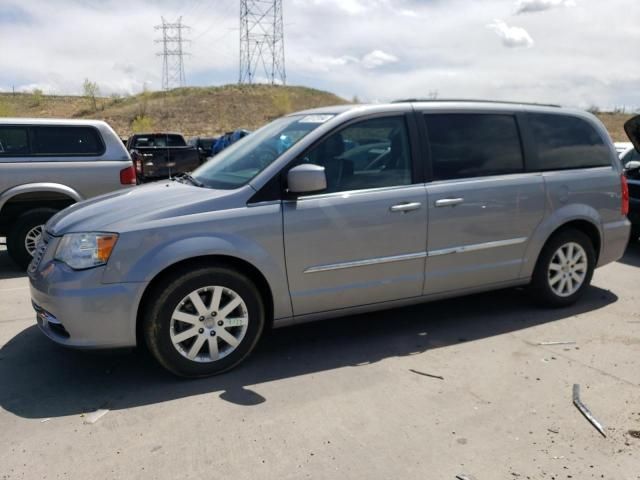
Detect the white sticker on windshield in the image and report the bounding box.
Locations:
[299,114,335,124]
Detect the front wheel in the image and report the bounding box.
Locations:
[143,266,265,377]
[529,228,596,308]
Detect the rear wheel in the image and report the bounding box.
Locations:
[530,228,596,307]
[7,208,58,269]
[143,266,265,377]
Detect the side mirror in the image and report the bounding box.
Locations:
[287,164,327,194]
[625,160,640,172]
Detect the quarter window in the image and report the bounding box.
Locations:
[528,113,610,170]
[0,127,29,156]
[298,116,413,193]
[31,126,104,156]
[424,114,524,181]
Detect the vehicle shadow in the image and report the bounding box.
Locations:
[618,241,640,268]
[0,286,617,419]
[0,247,26,280]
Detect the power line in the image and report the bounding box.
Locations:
[239,0,286,85]
[189,0,237,40]
[155,16,190,90]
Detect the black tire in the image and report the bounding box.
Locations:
[529,228,596,308]
[143,266,265,377]
[7,208,58,270]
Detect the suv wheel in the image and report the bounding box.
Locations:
[7,208,58,270]
[530,228,596,307]
[143,266,265,377]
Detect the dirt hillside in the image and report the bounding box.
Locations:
[0,86,633,142]
[0,84,347,139]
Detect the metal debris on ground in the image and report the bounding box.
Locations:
[83,408,110,425]
[537,341,576,346]
[409,369,444,380]
[40,418,51,423]
[572,384,606,438]
[456,475,478,480]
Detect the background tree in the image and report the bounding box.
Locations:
[83,78,100,112]
[31,88,43,107]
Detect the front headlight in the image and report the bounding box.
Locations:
[54,232,119,270]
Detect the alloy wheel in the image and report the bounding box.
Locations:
[169,286,249,363]
[547,242,588,297]
[24,225,43,257]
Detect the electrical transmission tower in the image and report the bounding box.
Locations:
[239,0,286,85]
[155,17,190,90]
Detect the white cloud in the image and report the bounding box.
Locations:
[361,50,398,69]
[516,0,576,14]
[1,0,639,110]
[487,19,534,48]
[301,51,397,73]
[303,0,369,15]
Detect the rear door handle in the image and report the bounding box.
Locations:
[435,197,464,207]
[390,202,422,213]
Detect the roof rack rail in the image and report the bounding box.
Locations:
[392,98,561,108]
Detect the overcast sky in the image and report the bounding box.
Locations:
[1,0,638,109]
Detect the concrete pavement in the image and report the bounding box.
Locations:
[1,243,639,479]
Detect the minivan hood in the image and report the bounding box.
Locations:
[47,181,247,235]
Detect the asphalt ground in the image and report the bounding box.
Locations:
[1,241,639,479]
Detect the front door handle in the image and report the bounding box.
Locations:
[435,197,464,207]
[390,202,422,213]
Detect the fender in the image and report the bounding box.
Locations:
[0,183,83,213]
[519,203,602,279]
[102,232,293,319]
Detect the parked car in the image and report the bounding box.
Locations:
[29,102,631,377]
[127,133,200,182]
[188,136,217,165]
[614,141,633,155]
[621,133,640,240]
[0,119,136,269]
[212,129,251,155]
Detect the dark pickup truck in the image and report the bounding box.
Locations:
[127,133,200,182]
[188,136,217,165]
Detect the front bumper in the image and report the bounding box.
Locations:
[29,245,147,349]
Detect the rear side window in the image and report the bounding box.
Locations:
[528,113,610,170]
[424,114,524,180]
[132,134,186,147]
[31,126,104,156]
[0,127,29,156]
[167,135,186,147]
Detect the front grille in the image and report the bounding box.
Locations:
[32,302,70,339]
[28,232,50,274]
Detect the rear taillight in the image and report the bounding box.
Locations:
[120,166,137,185]
[621,174,629,216]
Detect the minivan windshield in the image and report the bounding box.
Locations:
[191,114,334,189]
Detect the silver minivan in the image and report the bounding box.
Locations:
[29,102,632,377]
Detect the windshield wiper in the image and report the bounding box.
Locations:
[176,173,205,188]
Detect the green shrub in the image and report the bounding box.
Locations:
[131,115,154,133]
[31,88,43,107]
